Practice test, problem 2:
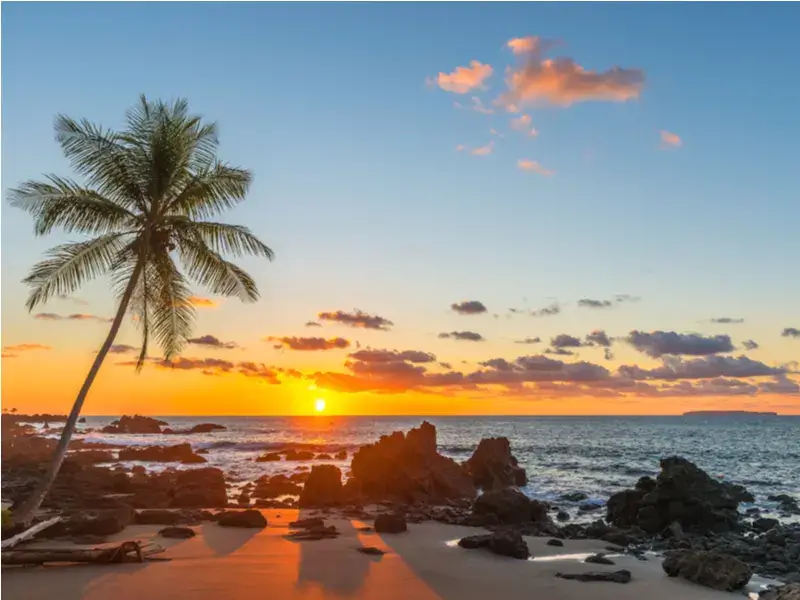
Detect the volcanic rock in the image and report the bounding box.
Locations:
[464,437,527,490]
[298,465,343,507]
[217,510,267,528]
[118,443,206,464]
[662,550,752,591]
[101,415,167,434]
[374,513,407,534]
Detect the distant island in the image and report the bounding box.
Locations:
[682,410,778,417]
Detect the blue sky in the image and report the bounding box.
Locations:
[2,3,798,415]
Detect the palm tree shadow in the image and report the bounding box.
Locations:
[199,523,261,556]
[1,561,152,600]
[293,513,373,596]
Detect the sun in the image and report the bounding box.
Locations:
[314,398,326,413]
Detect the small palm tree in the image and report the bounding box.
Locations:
[8,96,274,524]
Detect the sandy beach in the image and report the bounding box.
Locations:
[1,509,761,600]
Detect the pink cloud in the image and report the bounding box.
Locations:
[510,114,539,138]
[660,130,682,149]
[471,141,494,156]
[518,159,555,176]
[430,61,493,94]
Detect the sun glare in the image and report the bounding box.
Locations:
[314,398,326,413]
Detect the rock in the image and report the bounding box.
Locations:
[299,465,343,508]
[158,526,196,538]
[65,450,115,465]
[578,501,603,512]
[458,534,492,549]
[760,584,800,600]
[560,492,588,502]
[188,423,226,434]
[556,510,570,522]
[101,415,167,434]
[663,521,685,540]
[556,570,632,584]
[766,561,788,574]
[607,456,749,534]
[252,474,302,499]
[118,443,206,464]
[348,422,475,504]
[286,525,339,541]
[753,517,780,532]
[585,553,615,565]
[316,453,332,460]
[289,517,324,529]
[171,468,228,508]
[473,488,532,524]
[374,514,407,534]
[769,495,800,512]
[217,510,267,528]
[357,546,385,556]
[547,538,564,547]
[255,452,282,462]
[464,437,527,490]
[66,506,134,536]
[285,449,315,461]
[662,550,752,591]
[335,450,347,460]
[488,529,529,559]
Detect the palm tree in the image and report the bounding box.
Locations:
[8,96,274,524]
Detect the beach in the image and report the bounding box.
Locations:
[0,509,764,600]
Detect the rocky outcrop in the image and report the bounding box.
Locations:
[158,526,196,538]
[170,468,228,508]
[299,465,343,507]
[464,437,527,490]
[347,422,475,504]
[255,452,282,462]
[285,449,315,461]
[163,423,227,434]
[606,457,749,534]
[217,510,267,528]
[761,584,800,600]
[101,415,167,434]
[662,550,752,591]
[118,443,206,464]
[472,488,551,529]
[252,474,302,499]
[374,514,407,533]
[556,570,632,584]
[458,530,529,559]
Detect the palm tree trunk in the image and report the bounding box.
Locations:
[11,260,144,526]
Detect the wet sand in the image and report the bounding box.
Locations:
[1,509,760,600]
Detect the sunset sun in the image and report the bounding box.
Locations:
[314,398,326,413]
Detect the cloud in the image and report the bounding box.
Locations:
[34,312,112,323]
[510,114,538,137]
[109,344,137,354]
[626,330,734,357]
[455,144,465,152]
[742,340,759,350]
[430,61,493,94]
[188,296,218,308]
[530,303,561,317]
[237,362,282,384]
[470,96,494,114]
[614,294,640,303]
[2,343,52,359]
[517,159,554,176]
[438,331,485,342]
[317,309,393,331]
[710,317,743,324]
[349,349,436,364]
[267,336,351,351]
[578,298,613,309]
[545,348,575,356]
[489,128,504,138]
[188,334,238,349]
[586,330,612,347]
[305,321,322,327]
[618,355,785,381]
[117,355,282,384]
[471,141,494,156]
[782,327,800,338]
[551,334,584,349]
[603,348,615,361]
[501,36,644,108]
[660,130,682,149]
[514,337,542,345]
[451,300,488,315]
[758,375,800,395]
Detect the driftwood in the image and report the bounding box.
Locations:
[2,540,166,566]
[0,517,62,550]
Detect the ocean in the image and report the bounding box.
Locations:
[62,415,800,521]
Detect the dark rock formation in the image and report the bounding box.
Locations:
[217,510,267,528]
[255,452,282,462]
[556,510,570,522]
[158,526,196,538]
[286,524,339,541]
[459,530,529,559]
[335,450,347,460]
[347,422,475,504]
[285,449,315,461]
[374,513,407,534]
[357,547,385,556]
[753,517,780,532]
[289,517,324,529]
[585,553,615,565]
[164,423,227,434]
[607,456,749,534]
[560,492,588,502]
[252,474,302,499]
[760,584,800,600]
[101,415,167,434]
[472,488,551,526]
[556,570,632,584]
[118,443,206,464]
[464,437,527,490]
[170,468,228,508]
[547,538,564,547]
[315,453,332,460]
[662,550,752,591]
[299,465,343,508]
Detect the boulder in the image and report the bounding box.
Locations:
[488,529,529,559]
[347,422,475,504]
[158,526,196,538]
[119,443,206,464]
[289,517,324,529]
[607,456,749,534]
[458,534,492,549]
[255,452,282,462]
[315,453,332,460]
[556,510,570,522]
[299,465,343,507]
[252,475,302,499]
[753,517,780,532]
[335,450,347,460]
[585,553,615,565]
[65,450,115,466]
[473,488,532,524]
[285,449,315,461]
[101,415,167,434]
[464,437,527,490]
[662,550,752,591]
[170,468,228,508]
[760,584,800,600]
[374,513,407,534]
[547,538,564,547]
[217,510,267,528]
[65,506,134,536]
[188,423,226,434]
[556,570,632,584]
[560,492,588,502]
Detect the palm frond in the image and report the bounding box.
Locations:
[8,177,138,236]
[23,234,131,310]
[149,253,195,360]
[177,236,261,302]
[164,161,251,219]
[167,217,274,259]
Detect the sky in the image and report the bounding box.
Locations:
[1,3,799,416]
